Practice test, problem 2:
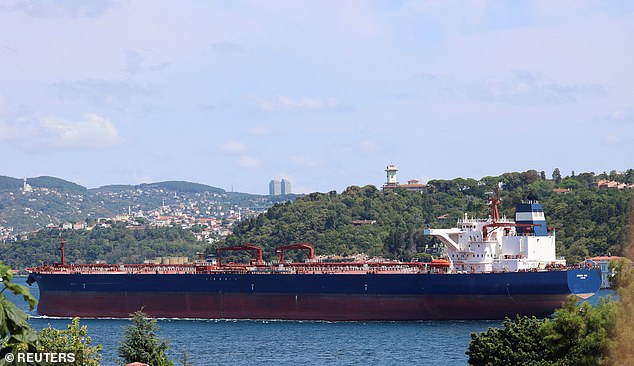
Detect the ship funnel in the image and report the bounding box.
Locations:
[515,202,548,236]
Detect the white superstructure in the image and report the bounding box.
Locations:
[424,194,565,273]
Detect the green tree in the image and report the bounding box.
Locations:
[38,318,102,366]
[1,262,103,365]
[608,258,632,290]
[608,257,634,365]
[180,350,192,366]
[0,261,38,359]
[466,316,549,365]
[541,297,617,366]
[552,168,562,184]
[467,296,619,365]
[117,311,173,366]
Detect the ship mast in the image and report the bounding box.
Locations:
[488,184,502,222]
[57,235,66,266]
[481,184,510,241]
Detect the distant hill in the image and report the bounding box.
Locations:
[91,184,135,193]
[29,176,87,193]
[93,181,225,194]
[139,181,225,194]
[0,175,291,232]
[0,175,87,193]
[0,176,22,190]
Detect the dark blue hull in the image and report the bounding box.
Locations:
[28,268,601,320]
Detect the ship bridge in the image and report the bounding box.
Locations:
[423,228,462,252]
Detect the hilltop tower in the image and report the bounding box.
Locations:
[382,164,426,192]
[385,165,398,187]
[22,177,33,193]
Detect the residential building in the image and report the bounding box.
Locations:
[585,256,631,288]
[593,179,634,189]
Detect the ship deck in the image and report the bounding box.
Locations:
[26,262,449,275]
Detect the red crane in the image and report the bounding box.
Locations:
[276,242,315,263]
[216,244,264,266]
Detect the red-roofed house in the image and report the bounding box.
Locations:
[586,256,631,288]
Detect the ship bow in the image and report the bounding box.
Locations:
[567,268,602,299]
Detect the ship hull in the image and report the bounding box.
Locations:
[28,269,601,320]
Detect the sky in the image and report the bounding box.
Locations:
[1,1,633,194]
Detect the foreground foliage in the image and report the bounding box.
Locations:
[0,261,38,361]
[467,297,619,365]
[466,315,547,365]
[38,318,102,366]
[468,251,634,366]
[118,311,173,366]
[1,262,102,366]
[608,252,634,363]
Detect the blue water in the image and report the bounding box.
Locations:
[7,277,615,366]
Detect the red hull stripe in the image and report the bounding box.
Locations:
[38,291,569,321]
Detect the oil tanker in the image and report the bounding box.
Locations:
[26,194,600,321]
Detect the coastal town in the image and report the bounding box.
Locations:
[0,177,291,244]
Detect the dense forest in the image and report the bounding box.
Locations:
[223,169,634,263]
[0,223,205,269]
[2,169,633,268]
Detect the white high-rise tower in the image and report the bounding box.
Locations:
[281,179,292,195]
[269,179,281,196]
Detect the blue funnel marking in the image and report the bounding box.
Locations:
[516,203,548,236]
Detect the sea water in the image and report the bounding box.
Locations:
[8,277,614,366]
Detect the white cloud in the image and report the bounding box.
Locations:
[124,49,169,75]
[0,96,9,115]
[210,41,244,55]
[49,79,152,107]
[219,140,249,154]
[609,109,627,121]
[358,140,379,153]
[0,0,116,18]
[258,96,340,112]
[0,117,36,142]
[603,108,632,124]
[289,155,322,168]
[414,70,607,105]
[125,49,144,74]
[605,135,620,144]
[238,156,261,169]
[466,71,607,104]
[248,127,269,136]
[1,113,123,149]
[40,114,123,148]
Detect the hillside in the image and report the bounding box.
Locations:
[223,170,634,264]
[1,170,632,268]
[0,176,294,232]
[0,223,205,269]
[137,181,225,194]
